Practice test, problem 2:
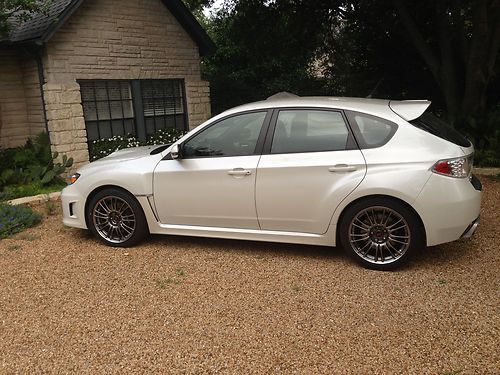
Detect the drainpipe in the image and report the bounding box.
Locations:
[33,45,51,144]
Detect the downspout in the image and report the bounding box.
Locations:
[34,45,51,144]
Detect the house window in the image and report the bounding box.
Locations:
[80,80,136,141]
[79,79,188,146]
[141,80,186,135]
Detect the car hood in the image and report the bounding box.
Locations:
[78,145,168,173]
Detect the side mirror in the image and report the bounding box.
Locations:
[171,143,181,159]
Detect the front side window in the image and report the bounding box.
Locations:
[271,110,350,154]
[183,112,267,158]
[80,80,135,141]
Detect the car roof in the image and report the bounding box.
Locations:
[221,96,430,122]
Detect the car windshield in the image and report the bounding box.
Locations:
[410,112,471,147]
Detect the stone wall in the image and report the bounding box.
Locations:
[42,0,212,169]
[43,82,88,165]
[0,49,31,148]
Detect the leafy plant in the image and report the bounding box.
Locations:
[0,132,73,193]
[89,128,186,161]
[0,203,42,239]
[89,134,141,161]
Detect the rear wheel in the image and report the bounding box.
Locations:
[339,198,424,270]
[86,188,148,247]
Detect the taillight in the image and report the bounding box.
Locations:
[432,155,473,178]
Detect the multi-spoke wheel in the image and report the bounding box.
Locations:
[339,198,424,270]
[86,188,148,247]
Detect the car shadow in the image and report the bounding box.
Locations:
[148,233,345,262]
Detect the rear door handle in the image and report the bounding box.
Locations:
[328,164,357,173]
[227,168,252,176]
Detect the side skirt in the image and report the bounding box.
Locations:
[136,197,337,247]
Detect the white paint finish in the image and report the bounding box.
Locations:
[412,173,481,246]
[389,100,431,121]
[153,156,261,229]
[61,96,482,250]
[256,150,366,233]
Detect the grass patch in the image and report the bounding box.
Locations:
[0,181,66,202]
[175,268,185,276]
[156,277,180,289]
[291,284,301,292]
[0,203,42,239]
[15,233,41,241]
[7,244,22,251]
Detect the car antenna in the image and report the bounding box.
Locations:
[366,78,383,98]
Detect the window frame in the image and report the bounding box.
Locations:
[262,107,358,155]
[174,109,273,160]
[79,79,189,147]
[344,110,398,149]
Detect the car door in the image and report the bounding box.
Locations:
[153,110,270,229]
[256,108,366,234]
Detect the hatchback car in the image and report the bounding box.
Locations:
[61,96,482,270]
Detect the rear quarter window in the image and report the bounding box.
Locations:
[345,111,398,149]
[410,112,471,147]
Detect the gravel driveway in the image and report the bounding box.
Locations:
[1,177,498,374]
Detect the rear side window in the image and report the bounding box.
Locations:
[345,111,397,149]
[410,112,470,147]
[271,110,352,154]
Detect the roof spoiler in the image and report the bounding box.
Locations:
[389,100,431,121]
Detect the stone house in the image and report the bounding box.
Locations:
[0,0,215,169]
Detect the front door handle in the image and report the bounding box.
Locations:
[328,164,357,173]
[227,168,252,176]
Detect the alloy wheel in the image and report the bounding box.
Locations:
[92,196,136,244]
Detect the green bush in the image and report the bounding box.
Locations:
[89,128,186,161]
[0,180,67,202]
[0,203,42,239]
[89,134,141,161]
[0,132,73,191]
[146,128,186,145]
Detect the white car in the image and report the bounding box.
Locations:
[61,96,482,270]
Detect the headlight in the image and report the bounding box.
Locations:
[68,173,80,185]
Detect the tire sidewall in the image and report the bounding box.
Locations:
[86,188,148,247]
[339,197,423,271]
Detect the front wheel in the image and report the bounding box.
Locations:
[339,198,424,270]
[86,188,148,247]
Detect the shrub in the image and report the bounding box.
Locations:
[0,203,42,239]
[0,132,73,191]
[89,128,186,160]
[89,134,141,161]
[146,128,186,145]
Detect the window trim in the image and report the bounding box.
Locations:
[79,79,189,146]
[344,110,398,149]
[173,109,273,160]
[262,107,358,155]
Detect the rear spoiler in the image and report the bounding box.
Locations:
[389,100,431,121]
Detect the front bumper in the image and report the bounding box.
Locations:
[61,185,88,229]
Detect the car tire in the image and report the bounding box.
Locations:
[86,188,148,247]
[339,197,424,271]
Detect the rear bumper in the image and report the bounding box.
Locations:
[413,174,482,246]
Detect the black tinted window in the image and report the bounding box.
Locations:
[410,112,470,147]
[271,110,350,154]
[183,112,266,158]
[346,111,397,149]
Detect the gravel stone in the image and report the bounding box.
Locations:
[1,178,498,374]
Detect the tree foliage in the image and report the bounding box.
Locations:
[0,0,52,37]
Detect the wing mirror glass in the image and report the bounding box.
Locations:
[170,143,181,159]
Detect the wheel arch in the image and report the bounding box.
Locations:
[335,194,426,245]
[84,184,145,229]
